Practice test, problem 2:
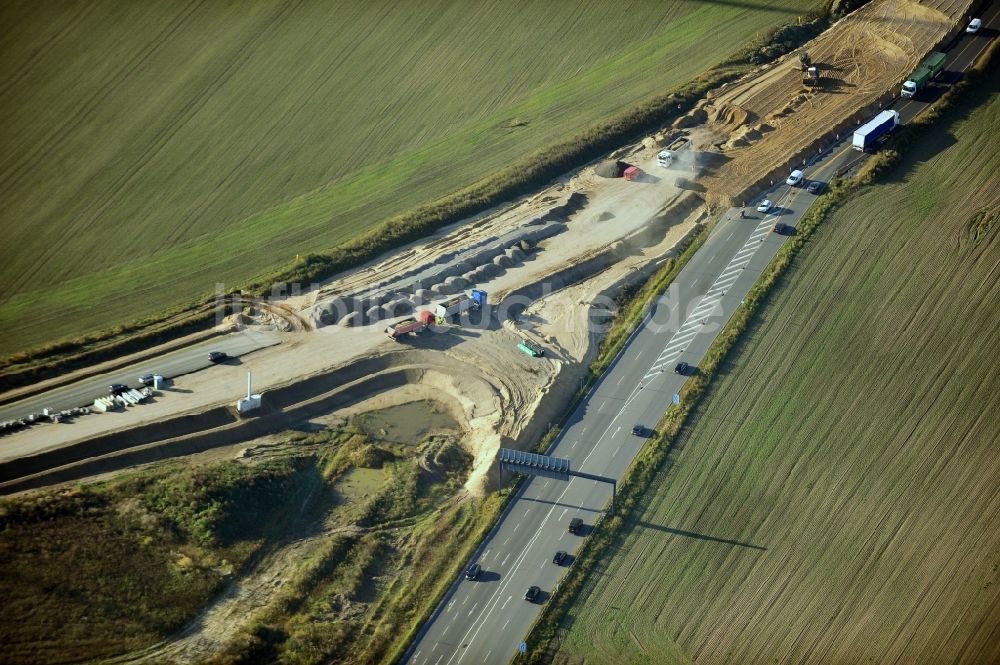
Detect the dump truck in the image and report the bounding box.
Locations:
[803,66,820,86]
[517,340,545,357]
[657,150,673,167]
[385,312,434,340]
[852,110,900,151]
[435,289,487,321]
[901,51,946,98]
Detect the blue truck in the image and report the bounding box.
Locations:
[852,110,900,152]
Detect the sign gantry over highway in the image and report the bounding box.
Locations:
[497,448,618,514]
[497,448,570,481]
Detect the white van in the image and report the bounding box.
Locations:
[786,169,804,186]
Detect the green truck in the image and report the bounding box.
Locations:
[517,341,545,357]
[901,52,946,98]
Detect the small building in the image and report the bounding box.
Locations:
[623,166,641,181]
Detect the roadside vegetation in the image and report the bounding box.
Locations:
[529,38,1000,665]
[0,445,314,663]
[0,414,494,665]
[0,0,824,362]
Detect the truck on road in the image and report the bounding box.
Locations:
[901,51,946,98]
[852,110,900,152]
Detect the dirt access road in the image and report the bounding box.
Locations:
[0,0,972,502]
[0,142,703,495]
[694,0,971,204]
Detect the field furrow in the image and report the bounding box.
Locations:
[0,0,820,354]
[555,61,1000,665]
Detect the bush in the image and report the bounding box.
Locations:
[132,457,308,547]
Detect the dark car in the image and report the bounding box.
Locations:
[773,222,794,236]
[806,180,824,195]
[465,563,482,580]
[675,361,690,376]
[108,383,129,395]
[553,550,567,565]
[138,374,155,386]
[568,517,583,534]
[208,351,228,363]
[632,424,647,437]
[524,585,541,602]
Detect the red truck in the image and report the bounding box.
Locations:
[385,311,435,340]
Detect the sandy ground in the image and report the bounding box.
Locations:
[689,0,970,204]
[1,138,697,490]
[3,0,968,505]
[93,202,705,665]
[4,0,967,494]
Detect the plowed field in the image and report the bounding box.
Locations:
[0,0,819,355]
[554,59,1000,665]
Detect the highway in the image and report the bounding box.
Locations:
[895,2,998,121]
[0,330,279,424]
[407,144,857,665]
[405,13,997,663]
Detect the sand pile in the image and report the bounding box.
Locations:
[594,159,629,178]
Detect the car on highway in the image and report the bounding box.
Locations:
[568,517,584,534]
[108,383,129,395]
[137,374,159,387]
[632,424,648,437]
[553,550,567,565]
[675,361,690,376]
[786,169,804,186]
[773,222,794,236]
[208,351,228,363]
[806,180,824,195]
[465,563,481,580]
[966,18,981,33]
[524,585,541,602]
[757,199,774,213]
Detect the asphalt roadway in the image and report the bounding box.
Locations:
[0,329,279,424]
[407,148,860,665]
[406,14,997,663]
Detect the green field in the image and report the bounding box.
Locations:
[0,0,817,355]
[552,70,1000,663]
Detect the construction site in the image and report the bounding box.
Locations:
[0,0,975,495]
[0,0,991,661]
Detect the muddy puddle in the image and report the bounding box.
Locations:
[355,400,459,445]
[335,467,386,502]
